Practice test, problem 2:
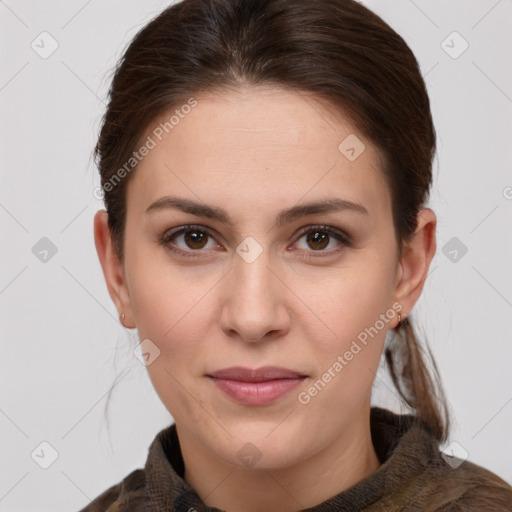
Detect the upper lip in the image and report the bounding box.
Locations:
[208,366,307,382]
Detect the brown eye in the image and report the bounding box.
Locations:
[183,229,209,249]
[160,225,219,255]
[306,230,330,250]
[293,225,351,255]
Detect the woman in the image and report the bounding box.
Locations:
[84,0,512,510]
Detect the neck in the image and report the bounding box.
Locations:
[178,409,381,512]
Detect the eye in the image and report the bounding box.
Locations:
[292,225,351,255]
[159,225,222,257]
[158,224,351,259]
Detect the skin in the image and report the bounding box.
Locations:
[94,85,436,511]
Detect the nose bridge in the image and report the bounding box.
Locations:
[220,241,289,341]
[233,245,273,300]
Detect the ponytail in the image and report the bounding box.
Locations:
[385,316,450,442]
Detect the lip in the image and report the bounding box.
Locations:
[207,366,307,405]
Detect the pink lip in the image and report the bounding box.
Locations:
[207,366,307,405]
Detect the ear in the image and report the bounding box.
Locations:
[392,208,436,325]
[93,209,135,328]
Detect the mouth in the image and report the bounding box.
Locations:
[206,366,308,405]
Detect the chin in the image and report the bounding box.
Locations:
[213,421,308,471]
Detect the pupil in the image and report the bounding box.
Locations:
[185,230,207,249]
[308,231,329,250]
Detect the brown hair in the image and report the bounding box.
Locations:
[96,0,450,441]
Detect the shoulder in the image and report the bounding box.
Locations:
[432,458,512,511]
[370,408,512,511]
[77,422,188,511]
[77,468,147,512]
[400,433,512,511]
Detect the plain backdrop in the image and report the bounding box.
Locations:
[0,0,511,510]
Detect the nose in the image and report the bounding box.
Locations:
[219,248,291,343]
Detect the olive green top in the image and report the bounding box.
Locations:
[79,407,512,511]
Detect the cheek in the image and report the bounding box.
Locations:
[313,262,395,346]
[125,244,208,360]
[127,264,215,419]
[301,263,395,404]
[131,275,206,355]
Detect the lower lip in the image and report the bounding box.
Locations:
[209,377,305,405]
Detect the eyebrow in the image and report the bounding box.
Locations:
[146,195,368,226]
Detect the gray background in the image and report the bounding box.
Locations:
[0,0,511,510]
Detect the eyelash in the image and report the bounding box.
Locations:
[158,224,352,259]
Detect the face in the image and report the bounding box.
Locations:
[101,86,414,470]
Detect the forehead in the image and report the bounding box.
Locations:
[128,86,391,221]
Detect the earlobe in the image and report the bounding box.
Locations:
[93,209,135,328]
[392,208,437,321]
